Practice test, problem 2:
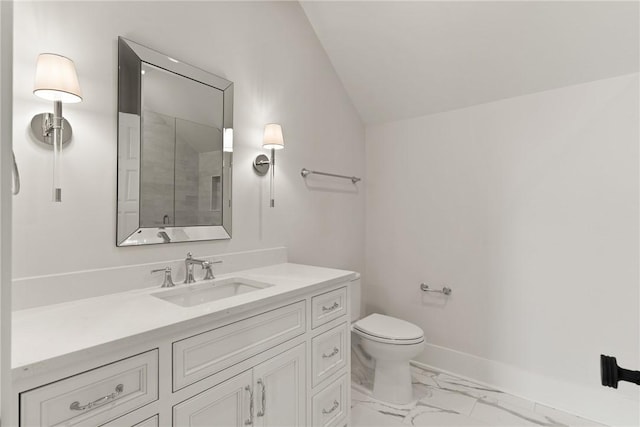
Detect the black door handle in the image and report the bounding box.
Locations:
[601,355,640,388]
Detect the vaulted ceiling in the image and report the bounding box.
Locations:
[301,1,639,124]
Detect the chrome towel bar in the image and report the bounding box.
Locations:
[301,168,361,184]
[420,283,452,296]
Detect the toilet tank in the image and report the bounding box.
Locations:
[350,274,362,322]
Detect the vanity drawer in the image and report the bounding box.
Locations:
[100,413,158,427]
[173,301,306,390]
[312,374,348,427]
[20,349,158,427]
[312,323,348,387]
[132,414,159,427]
[311,287,347,328]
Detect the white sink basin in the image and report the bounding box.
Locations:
[152,277,274,307]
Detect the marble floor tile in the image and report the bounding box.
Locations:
[352,387,414,419]
[411,369,440,389]
[351,387,371,406]
[407,410,495,426]
[534,404,607,427]
[413,383,478,416]
[410,364,441,378]
[469,400,562,426]
[352,403,405,426]
[435,373,536,412]
[350,363,607,427]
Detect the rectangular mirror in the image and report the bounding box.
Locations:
[117,37,233,246]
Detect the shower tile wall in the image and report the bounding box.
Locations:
[140,110,223,227]
[198,151,222,225]
[174,133,199,226]
[140,110,174,227]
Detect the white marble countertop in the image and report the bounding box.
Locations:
[12,263,356,370]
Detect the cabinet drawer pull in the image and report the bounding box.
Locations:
[322,347,339,359]
[322,302,339,313]
[244,385,253,425]
[69,384,124,411]
[257,378,266,417]
[322,400,339,415]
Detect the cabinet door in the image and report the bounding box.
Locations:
[173,371,253,427]
[253,343,306,427]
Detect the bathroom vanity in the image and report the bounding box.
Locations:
[10,263,354,427]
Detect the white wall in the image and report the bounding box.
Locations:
[365,74,639,425]
[0,0,13,420]
[12,2,364,286]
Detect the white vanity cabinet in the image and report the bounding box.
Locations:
[312,375,349,427]
[174,343,306,427]
[311,287,348,329]
[251,343,306,427]
[19,350,159,427]
[307,288,350,427]
[172,301,306,391]
[13,267,352,427]
[173,370,254,427]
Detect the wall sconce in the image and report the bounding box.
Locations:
[30,53,82,202]
[253,123,284,208]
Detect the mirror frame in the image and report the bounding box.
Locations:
[116,37,233,246]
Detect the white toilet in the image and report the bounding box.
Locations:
[350,276,425,404]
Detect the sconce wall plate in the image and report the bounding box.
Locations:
[30,113,73,145]
[253,153,270,175]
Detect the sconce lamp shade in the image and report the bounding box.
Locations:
[33,53,83,103]
[262,123,284,150]
[223,128,234,152]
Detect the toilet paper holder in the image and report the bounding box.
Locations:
[420,283,452,296]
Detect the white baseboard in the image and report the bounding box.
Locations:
[413,342,639,427]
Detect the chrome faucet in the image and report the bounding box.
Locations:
[201,261,215,280]
[157,230,171,243]
[151,267,176,288]
[184,252,222,283]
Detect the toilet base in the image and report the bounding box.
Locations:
[372,359,414,404]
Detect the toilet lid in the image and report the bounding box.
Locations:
[353,313,424,341]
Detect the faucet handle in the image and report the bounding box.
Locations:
[151,267,175,288]
[201,260,222,281]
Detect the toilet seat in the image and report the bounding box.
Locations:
[353,313,424,345]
